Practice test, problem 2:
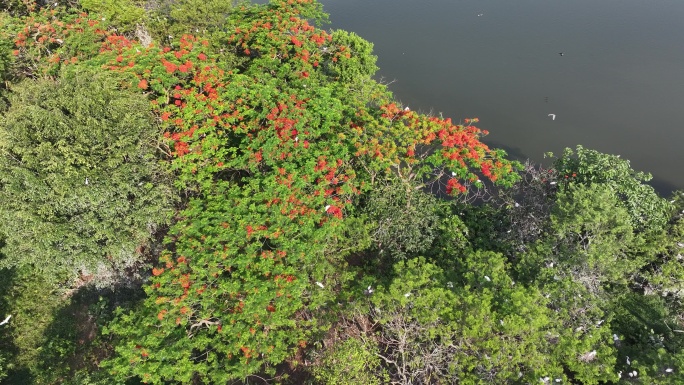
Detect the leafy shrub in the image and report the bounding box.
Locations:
[0,68,174,285]
[364,179,443,260]
[144,0,241,47]
[554,145,671,234]
[551,183,638,288]
[369,255,561,383]
[313,337,385,385]
[0,12,18,87]
[79,0,145,32]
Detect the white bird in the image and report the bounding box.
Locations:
[484,275,491,282]
[626,356,631,366]
[404,106,410,112]
[85,177,89,185]
[364,286,374,295]
[404,292,411,298]
[315,282,324,288]
[477,13,484,17]
[446,281,454,288]
[666,368,674,373]
[324,205,331,212]
[548,114,556,120]
[0,315,10,326]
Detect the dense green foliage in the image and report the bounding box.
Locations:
[554,145,671,234]
[0,69,174,284]
[0,1,683,384]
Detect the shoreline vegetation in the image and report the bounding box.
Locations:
[1,1,683,384]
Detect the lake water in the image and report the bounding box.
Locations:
[319,0,684,194]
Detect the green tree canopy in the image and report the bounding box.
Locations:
[0,68,174,285]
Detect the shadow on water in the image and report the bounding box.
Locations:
[648,177,679,198]
[483,140,534,164]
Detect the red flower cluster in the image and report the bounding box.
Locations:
[446,178,466,195]
[326,205,343,219]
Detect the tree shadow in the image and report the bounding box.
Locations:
[1,274,146,384]
[648,177,680,198]
[46,284,146,381]
[0,268,30,385]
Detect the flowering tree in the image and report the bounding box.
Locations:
[86,0,519,382]
[5,1,683,384]
[3,0,520,382]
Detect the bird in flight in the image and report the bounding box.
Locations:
[548,114,556,120]
[558,52,564,56]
